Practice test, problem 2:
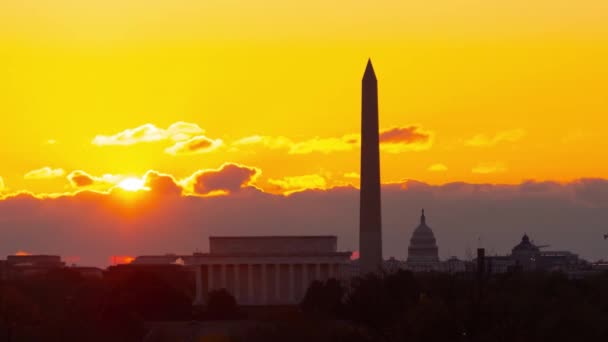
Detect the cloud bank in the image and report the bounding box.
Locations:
[1,178,607,267]
[184,163,261,195]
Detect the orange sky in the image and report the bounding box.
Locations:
[1,1,608,196]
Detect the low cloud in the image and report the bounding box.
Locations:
[67,171,96,187]
[24,167,65,180]
[472,162,507,174]
[0,177,4,192]
[344,172,360,179]
[571,178,608,206]
[465,129,525,147]
[66,171,122,190]
[185,163,261,195]
[1,178,608,266]
[143,171,183,196]
[165,136,223,156]
[234,134,359,154]
[92,122,204,146]
[379,126,433,153]
[428,163,448,172]
[289,135,360,154]
[268,174,327,194]
[233,135,293,150]
[233,126,432,155]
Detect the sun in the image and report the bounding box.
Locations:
[117,178,146,192]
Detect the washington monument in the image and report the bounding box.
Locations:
[359,59,383,274]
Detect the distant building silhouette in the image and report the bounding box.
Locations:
[478,234,583,274]
[406,209,439,263]
[132,236,352,306]
[359,59,383,275]
[0,254,65,279]
[405,209,441,272]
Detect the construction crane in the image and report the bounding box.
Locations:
[531,239,550,249]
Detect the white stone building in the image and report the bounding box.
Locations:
[132,236,352,306]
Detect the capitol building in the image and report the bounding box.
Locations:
[390,209,466,273]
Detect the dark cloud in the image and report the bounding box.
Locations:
[0,179,607,267]
[189,163,260,195]
[379,126,431,145]
[520,180,563,193]
[572,178,608,206]
[67,171,95,187]
[143,171,183,196]
[165,136,222,155]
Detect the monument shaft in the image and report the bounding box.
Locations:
[359,60,383,274]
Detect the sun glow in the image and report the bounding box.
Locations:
[117,178,146,192]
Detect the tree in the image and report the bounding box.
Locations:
[301,279,345,318]
[206,289,239,320]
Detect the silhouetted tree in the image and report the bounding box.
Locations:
[344,270,420,340]
[206,289,239,320]
[102,269,191,322]
[301,279,345,318]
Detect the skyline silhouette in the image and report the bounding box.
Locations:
[1,2,608,341]
[0,57,607,267]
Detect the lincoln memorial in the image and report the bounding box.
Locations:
[132,236,352,306]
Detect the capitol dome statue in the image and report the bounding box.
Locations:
[406,209,440,263]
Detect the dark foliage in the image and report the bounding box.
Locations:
[0,267,192,341]
[3,268,608,342]
[206,288,240,320]
[300,278,345,317]
[253,270,608,342]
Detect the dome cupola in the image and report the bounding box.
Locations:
[406,209,439,263]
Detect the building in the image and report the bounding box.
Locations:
[511,234,540,271]
[539,250,581,271]
[6,254,65,268]
[381,210,469,274]
[437,256,468,273]
[484,255,516,274]
[191,236,351,306]
[71,266,104,280]
[132,236,352,306]
[478,234,583,274]
[359,59,383,275]
[1,254,66,279]
[406,209,440,271]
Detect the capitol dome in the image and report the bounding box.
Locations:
[512,234,540,254]
[406,209,439,263]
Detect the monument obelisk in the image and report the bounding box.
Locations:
[359,59,383,274]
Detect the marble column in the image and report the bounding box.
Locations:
[261,264,267,305]
[315,263,321,280]
[275,264,281,304]
[247,264,254,305]
[234,264,240,303]
[208,264,215,291]
[288,264,294,303]
[302,263,309,298]
[193,265,203,305]
[221,264,227,290]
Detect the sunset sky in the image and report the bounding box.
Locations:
[1,1,608,265]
